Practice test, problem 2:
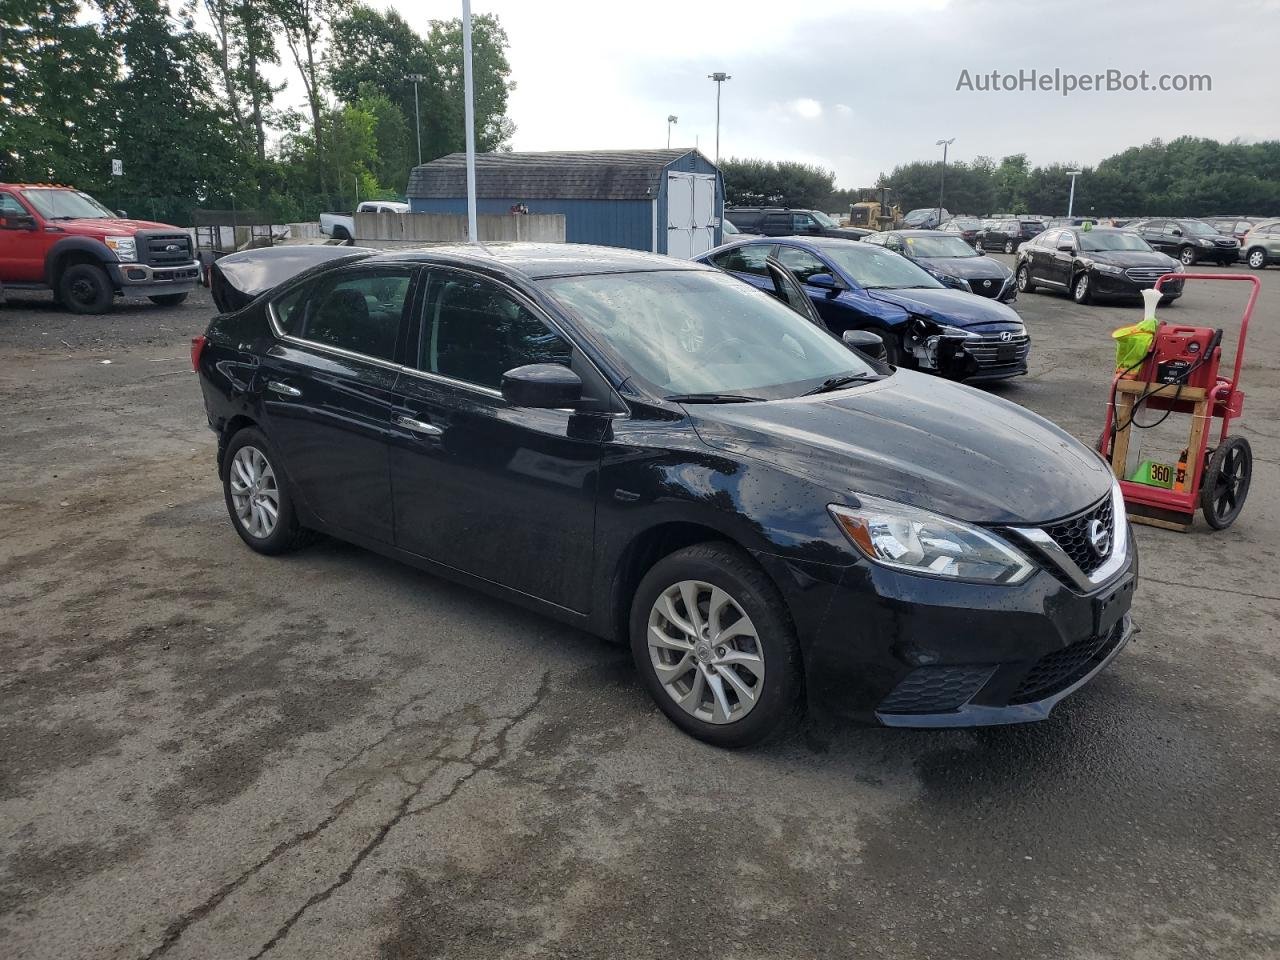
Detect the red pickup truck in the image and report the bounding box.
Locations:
[0,183,200,313]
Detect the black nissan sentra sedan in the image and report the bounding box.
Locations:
[195,243,1136,747]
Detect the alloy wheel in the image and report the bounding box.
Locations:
[647,579,765,725]
[228,445,280,539]
[1248,250,1266,269]
[1180,246,1197,266]
[1003,240,1014,254]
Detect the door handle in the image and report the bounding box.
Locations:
[394,414,443,437]
[267,380,302,398]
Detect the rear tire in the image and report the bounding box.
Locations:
[630,543,802,748]
[58,263,113,314]
[148,292,189,307]
[1247,248,1267,270]
[222,427,311,555]
[1179,245,1197,267]
[332,227,351,242]
[1003,239,1015,254]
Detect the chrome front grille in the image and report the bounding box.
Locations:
[966,333,1030,367]
[1124,266,1167,283]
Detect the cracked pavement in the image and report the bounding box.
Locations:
[2,264,1279,959]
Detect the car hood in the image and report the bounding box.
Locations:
[865,287,1022,329]
[918,256,1011,281]
[49,218,185,235]
[686,370,1111,525]
[1082,249,1179,268]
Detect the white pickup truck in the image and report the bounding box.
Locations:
[319,200,410,241]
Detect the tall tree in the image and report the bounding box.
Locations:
[0,0,114,187]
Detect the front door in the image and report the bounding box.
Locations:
[389,268,604,612]
[256,264,418,543]
[0,191,43,282]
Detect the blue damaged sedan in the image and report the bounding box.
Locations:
[698,236,1030,381]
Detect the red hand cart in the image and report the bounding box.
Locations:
[1099,273,1259,531]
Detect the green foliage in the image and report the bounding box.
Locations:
[2,0,516,223]
[881,138,1280,217]
[721,158,836,209]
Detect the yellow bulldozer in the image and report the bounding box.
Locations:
[847,189,902,231]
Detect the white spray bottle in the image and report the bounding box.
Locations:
[1140,287,1161,323]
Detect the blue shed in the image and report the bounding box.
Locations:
[406,149,724,258]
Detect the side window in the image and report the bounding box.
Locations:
[774,246,829,283]
[288,269,412,361]
[792,213,817,232]
[710,243,774,276]
[271,284,309,335]
[763,213,791,234]
[420,271,572,390]
[0,192,27,217]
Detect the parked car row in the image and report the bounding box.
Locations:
[724,207,873,241]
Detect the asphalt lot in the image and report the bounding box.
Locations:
[2,258,1279,960]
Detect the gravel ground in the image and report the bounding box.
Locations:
[2,262,1279,960]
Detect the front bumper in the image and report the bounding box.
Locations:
[107,260,201,293]
[757,522,1137,727]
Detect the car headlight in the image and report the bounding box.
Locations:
[1173,262,1186,273]
[105,236,137,262]
[1094,263,1124,275]
[1196,238,1213,247]
[829,496,1034,584]
[937,324,981,339]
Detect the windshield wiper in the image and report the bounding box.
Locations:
[802,374,880,396]
[666,392,766,404]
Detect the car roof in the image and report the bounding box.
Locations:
[358,242,712,280]
[888,229,964,237]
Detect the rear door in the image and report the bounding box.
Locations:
[257,264,418,543]
[761,213,792,237]
[389,267,606,612]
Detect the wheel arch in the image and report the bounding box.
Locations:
[45,237,116,287]
[608,520,772,646]
[218,415,259,471]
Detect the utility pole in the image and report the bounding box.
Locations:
[461,0,478,243]
[935,137,955,226]
[407,74,427,167]
[707,72,731,166]
[1066,170,1083,217]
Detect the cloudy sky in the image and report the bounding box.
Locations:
[361,0,1276,187]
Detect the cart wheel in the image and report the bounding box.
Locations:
[1200,437,1252,530]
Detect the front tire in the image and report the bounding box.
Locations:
[222,427,310,554]
[148,292,189,307]
[1003,239,1015,254]
[58,263,113,314]
[630,543,801,748]
[1072,271,1094,304]
[1016,264,1036,293]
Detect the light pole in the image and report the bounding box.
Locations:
[461,0,478,243]
[1066,169,1083,218]
[406,73,427,168]
[667,114,678,149]
[935,137,955,226]
[707,72,730,166]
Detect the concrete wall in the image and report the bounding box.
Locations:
[353,212,565,245]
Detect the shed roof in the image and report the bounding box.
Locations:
[406,149,713,201]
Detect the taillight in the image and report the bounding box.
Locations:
[190,334,207,372]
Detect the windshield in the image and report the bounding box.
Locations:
[816,243,944,289]
[20,189,116,220]
[1080,231,1152,252]
[951,218,981,229]
[903,235,980,258]
[1182,221,1217,237]
[811,210,838,228]
[538,270,876,398]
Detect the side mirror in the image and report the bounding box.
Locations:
[0,214,36,231]
[500,363,582,409]
[1057,242,1076,252]
[116,209,128,218]
[806,272,841,291]
[842,329,888,363]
